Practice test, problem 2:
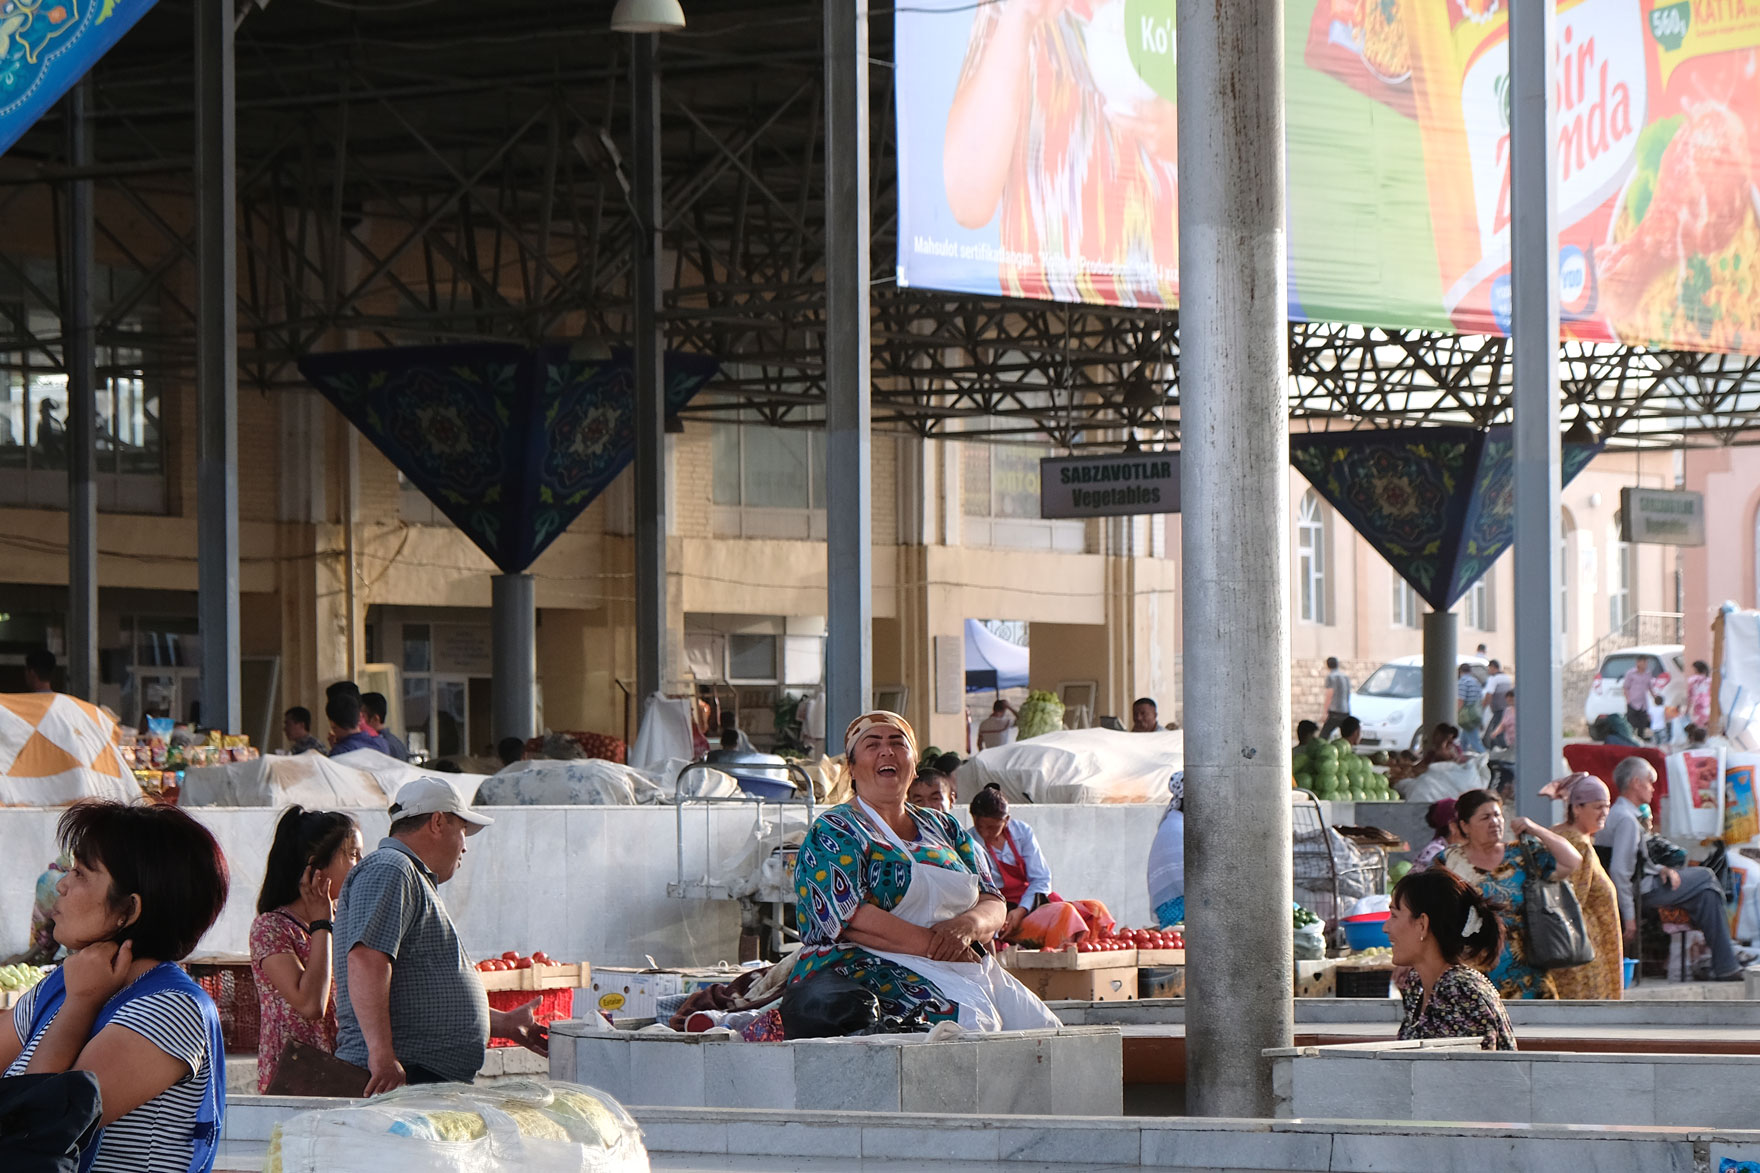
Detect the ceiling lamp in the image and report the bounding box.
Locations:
[611,0,685,33]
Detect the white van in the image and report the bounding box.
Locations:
[1350,653,1490,753]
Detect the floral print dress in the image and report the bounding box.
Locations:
[250,909,337,1093]
[1442,837,1560,999]
[1398,966,1516,1050]
[792,803,1001,1023]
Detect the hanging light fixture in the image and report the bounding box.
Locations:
[611,0,686,33]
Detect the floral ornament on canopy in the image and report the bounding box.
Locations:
[300,343,720,574]
[0,0,157,158]
[1291,426,1603,611]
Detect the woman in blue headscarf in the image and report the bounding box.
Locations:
[1148,771,1185,928]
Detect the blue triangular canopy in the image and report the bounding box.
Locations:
[0,0,158,157]
[298,343,720,574]
[1290,426,1603,611]
[965,619,1030,692]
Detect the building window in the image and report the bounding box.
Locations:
[1465,576,1495,632]
[1,309,163,511]
[1297,490,1329,625]
[1391,574,1420,629]
[710,417,826,539]
[1610,513,1632,634]
[960,442,1085,552]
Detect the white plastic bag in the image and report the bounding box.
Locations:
[267,1080,649,1173]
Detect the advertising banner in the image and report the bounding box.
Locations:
[895,0,1760,355]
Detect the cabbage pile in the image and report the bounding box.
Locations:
[1015,691,1065,740]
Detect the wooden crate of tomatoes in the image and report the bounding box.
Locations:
[1108,925,1185,966]
[474,950,588,991]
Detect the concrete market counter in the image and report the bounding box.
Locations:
[218,1098,1760,1173]
[548,1021,1123,1115]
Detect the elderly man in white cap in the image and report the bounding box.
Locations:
[334,777,547,1093]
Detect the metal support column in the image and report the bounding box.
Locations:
[63,78,97,701]
[1177,0,1292,1117]
[823,0,872,735]
[1422,609,1458,746]
[1510,0,1562,823]
[632,34,667,707]
[492,573,536,744]
[195,0,240,732]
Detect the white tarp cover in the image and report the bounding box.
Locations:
[182,749,486,810]
[629,693,696,772]
[475,758,665,806]
[1719,603,1760,751]
[0,693,137,806]
[955,727,1183,805]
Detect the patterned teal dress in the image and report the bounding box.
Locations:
[1441,836,1560,999]
[792,802,1001,1022]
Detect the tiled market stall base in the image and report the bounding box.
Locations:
[547,1021,1122,1115]
[1273,1037,1760,1128]
[218,1098,1760,1173]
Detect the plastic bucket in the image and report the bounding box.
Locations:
[1623,957,1638,988]
[1342,918,1392,950]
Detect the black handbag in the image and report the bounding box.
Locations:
[778,971,882,1038]
[0,1071,103,1173]
[1520,838,1595,970]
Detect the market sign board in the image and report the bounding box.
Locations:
[894,0,1760,356]
[1041,454,1179,519]
[1620,486,1705,546]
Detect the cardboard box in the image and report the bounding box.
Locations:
[589,968,685,1018]
[1294,959,1338,998]
[1008,965,1138,1002]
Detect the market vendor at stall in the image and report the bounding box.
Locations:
[791,711,1060,1032]
[969,784,1058,936]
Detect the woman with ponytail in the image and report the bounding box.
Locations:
[1386,867,1516,1050]
[249,807,362,1092]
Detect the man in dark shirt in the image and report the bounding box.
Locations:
[282,706,328,755]
[361,691,411,761]
[327,691,389,756]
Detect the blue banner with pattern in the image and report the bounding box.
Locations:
[1291,427,1603,611]
[298,343,720,574]
[0,0,157,157]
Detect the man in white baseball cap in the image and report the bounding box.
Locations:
[333,777,543,1093]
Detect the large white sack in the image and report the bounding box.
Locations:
[1718,603,1760,750]
[956,728,1183,804]
[183,749,487,810]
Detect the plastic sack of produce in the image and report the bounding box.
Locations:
[1009,900,1089,951]
[265,1079,649,1173]
[957,728,1184,804]
[1015,691,1065,740]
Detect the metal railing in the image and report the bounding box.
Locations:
[1563,612,1686,678]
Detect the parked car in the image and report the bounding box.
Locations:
[1583,644,1684,733]
[1349,653,1490,753]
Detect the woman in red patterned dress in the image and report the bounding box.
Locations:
[250,807,363,1092]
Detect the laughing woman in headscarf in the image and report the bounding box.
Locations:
[790,711,1060,1031]
[1148,772,1186,928]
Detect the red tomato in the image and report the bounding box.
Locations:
[515,957,534,969]
[501,950,518,961]
[532,951,551,964]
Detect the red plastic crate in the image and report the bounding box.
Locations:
[189,963,260,1053]
[486,986,572,1048]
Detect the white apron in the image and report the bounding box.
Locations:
[853,798,1061,1032]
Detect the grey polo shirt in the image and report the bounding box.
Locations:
[333,837,489,1082]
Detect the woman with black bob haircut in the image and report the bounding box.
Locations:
[1386,867,1516,1051]
[250,807,363,1093]
[1,800,230,1173]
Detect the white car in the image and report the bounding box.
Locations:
[1583,644,1685,732]
[1349,653,1490,753]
